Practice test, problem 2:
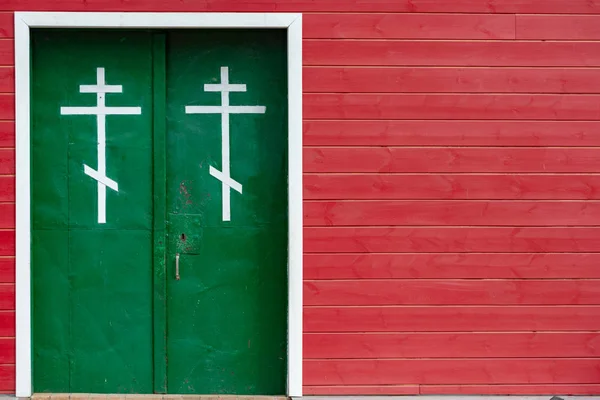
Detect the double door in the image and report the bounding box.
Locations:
[30,29,288,394]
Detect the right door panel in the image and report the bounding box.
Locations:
[164,30,289,395]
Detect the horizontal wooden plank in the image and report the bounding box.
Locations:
[305,358,600,385]
[304,148,600,173]
[305,227,600,253]
[304,200,600,227]
[303,385,419,395]
[0,94,12,120]
[303,120,600,146]
[304,14,514,39]
[0,284,13,310]
[0,177,14,202]
[517,15,600,40]
[0,231,14,256]
[0,67,13,93]
[304,40,600,67]
[0,259,13,283]
[305,93,600,120]
[304,67,600,94]
[0,14,13,39]
[304,253,600,279]
[0,204,13,229]
[305,280,600,306]
[4,0,600,13]
[0,364,13,392]
[0,40,11,67]
[305,332,600,358]
[421,383,600,395]
[305,306,600,332]
[0,149,13,174]
[0,122,13,148]
[304,174,600,200]
[0,338,14,364]
[0,311,14,336]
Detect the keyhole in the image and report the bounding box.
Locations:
[180,233,186,242]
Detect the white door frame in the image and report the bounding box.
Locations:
[14,12,303,398]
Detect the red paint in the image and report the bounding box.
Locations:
[304,120,600,146]
[421,384,600,395]
[304,332,600,358]
[0,204,14,229]
[305,93,600,120]
[0,122,14,148]
[304,174,600,200]
[304,280,600,305]
[0,67,14,92]
[304,358,600,385]
[0,177,14,202]
[304,306,600,332]
[304,253,600,279]
[0,40,12,66]
[0,258,14,283]
[304,67,600,93]
[304,14,515,39]
[305,40,600,66]
[0,311,14,336]
[517,15,600,40]
[305,227,600,253]
[0,94,13,120]
[0,231,14,256]
[303,386,419,395]
[304,147,600,173]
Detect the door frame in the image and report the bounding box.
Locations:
[14,12,303,398]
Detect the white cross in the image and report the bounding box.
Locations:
[185,66,266,222]
[60,67,142,224]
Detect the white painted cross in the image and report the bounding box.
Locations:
[185,66,266,222]
[60,67,142,224]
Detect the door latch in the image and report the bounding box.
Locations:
[175,253,180,280]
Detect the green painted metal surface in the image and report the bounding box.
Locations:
[31,30,154,393]
[31,29,288,395]
[165,30,288,394]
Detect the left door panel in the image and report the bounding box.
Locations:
[31,30,154,393]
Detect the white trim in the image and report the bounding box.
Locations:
[14,12,303,398]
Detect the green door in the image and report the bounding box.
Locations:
[164,31,288,394]
[31,30,288,395]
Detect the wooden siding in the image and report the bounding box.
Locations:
[2,4,600,396]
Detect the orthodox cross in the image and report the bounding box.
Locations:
[60,67,142,224]
[185,66,266,222]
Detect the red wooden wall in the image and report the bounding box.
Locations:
[3,0,600,396]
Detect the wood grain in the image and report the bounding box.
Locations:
[303,385,419,395]
[0,311,14,336]
[0,67,14,93]
[304,306,600,332]
[420,384,600,395]
[304,67,600,94]
[3,0,600,13]
[304,174,600,200]
[0,40,11,67]
[304,332,600,358]
[304,14,515,39]
[0,94,13,120]
[304,358,600,385]
[304,280,600,305]
[304,200,600,226]
[305,93,600,120]
[0,122,14,148]
[0,231,14,256]
[517,15,600,40]
[304,40,600,67]
[304,148,600,173]
[0,258,13,283]
[305,227,600,253]
[0,149,14,174]
[303,120,600,146]
[304,253,600,279]
[0,204,14,229]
